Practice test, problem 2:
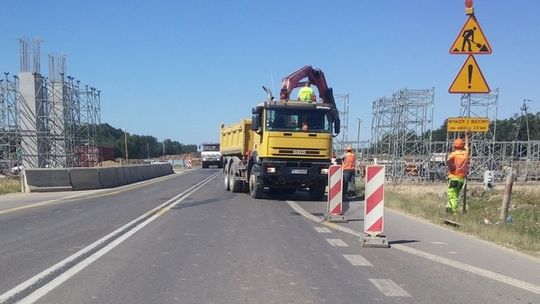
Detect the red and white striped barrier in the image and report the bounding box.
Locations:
[326,165,347,222]
[362,165,388,247]
[186,157,192,169]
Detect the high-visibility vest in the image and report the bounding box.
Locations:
[447,149,469,178]
[342,152,356,171]
[298,86,314,101]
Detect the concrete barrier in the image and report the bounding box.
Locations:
[116,167,129,185]
[98,167,121,188]
[69,168,102,190]
[23,163,174,193]
[150,165,161,178]
[24,168,73,192]
[128,166,143,182]
[160,163,174,175]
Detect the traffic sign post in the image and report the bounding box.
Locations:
[325,165,347,223]
[361,165,388,248]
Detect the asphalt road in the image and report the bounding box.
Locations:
[0,168,538,304]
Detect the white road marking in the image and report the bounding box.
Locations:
[392,244,540,295]
[431,241,446,245]
[326,239,349,247]
[314,227,332,233]
[0,172,221,304]
[343,254,373,266]
[369,279,411,297]
[286,201,324,223]
[287,200,540,296]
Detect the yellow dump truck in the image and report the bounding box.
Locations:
[220,66,340,200]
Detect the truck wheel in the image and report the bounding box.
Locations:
[229,169,242,193]
[224,166,230,191]
[202,162,208,169]
[249,168,263,199]
[309,182,326,201]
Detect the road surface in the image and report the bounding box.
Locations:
[0,168,538,303]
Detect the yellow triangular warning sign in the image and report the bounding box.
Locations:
[450,15,492,54]
[449,55,490,94]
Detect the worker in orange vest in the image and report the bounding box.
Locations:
[446,132,469,213]
[341,145,357,197]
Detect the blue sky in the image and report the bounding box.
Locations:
[1,0,539,145]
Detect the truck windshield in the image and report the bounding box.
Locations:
[266,108,332,133]
[202,144,219,151]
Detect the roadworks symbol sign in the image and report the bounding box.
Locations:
[449,55,490,94]
[450,15,492,54]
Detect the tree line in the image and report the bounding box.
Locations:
[97,123,197,159]
[431,112,540,141]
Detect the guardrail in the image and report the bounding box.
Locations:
[23,164,174,192]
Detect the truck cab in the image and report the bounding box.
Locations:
[247,100,338,199]
[200,143,223,168]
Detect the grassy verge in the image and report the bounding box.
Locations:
[383,182,540,257]
[0,178,21,195]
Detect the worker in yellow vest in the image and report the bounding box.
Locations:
[341,145,357,197]
[446,132,469,213]
[297,81,316,102]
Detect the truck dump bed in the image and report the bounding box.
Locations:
[220,119,253,157]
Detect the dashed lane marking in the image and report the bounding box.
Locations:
[314,227,332,233]
[369,279,411,297]
[286,200,540,296]
[343,254,373,266]
[326,239,349,247]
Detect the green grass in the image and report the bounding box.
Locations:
[385,183,540,257]
[0,178,21,195]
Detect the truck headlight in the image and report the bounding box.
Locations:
[266,167,276,174]
[321,168,329,175]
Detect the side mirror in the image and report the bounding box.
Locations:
[334,118,341,136]
[251,114,260,131]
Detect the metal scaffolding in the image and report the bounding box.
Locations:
[370,88,435,180]
[334,93,350,154]
[367,87,540,182]
[0,73,21,174]
[457,90,499,180]
[0,38,102,173]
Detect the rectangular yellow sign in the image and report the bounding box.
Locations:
[447,117,489,132]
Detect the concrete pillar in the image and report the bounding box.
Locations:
[19,72,47,168]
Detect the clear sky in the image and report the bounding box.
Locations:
[1,0,539,145]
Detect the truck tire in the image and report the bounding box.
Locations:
[249,166,263,199]
[309,182,326,201]
[224,165,230,191]
[202,162,208,169]
[229,169,242,193]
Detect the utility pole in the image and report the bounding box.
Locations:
[521,99,531,142]
[356,118,362,158]
[124,129,128,161]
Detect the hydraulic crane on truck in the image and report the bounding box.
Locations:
[279,65,340,132]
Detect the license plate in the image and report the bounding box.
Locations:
[291,169,308,174]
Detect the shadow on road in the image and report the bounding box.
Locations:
[388,239,420,245]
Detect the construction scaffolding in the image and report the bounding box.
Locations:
[368,88,540,182]
[0,38,101,173]
[370,88,435,181]
[0,73,21,174]
[334,93,350,154]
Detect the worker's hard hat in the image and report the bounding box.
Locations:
[453,138,465,149]
[346,145,352,151]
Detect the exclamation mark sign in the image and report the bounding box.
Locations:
[467,64,473,89]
